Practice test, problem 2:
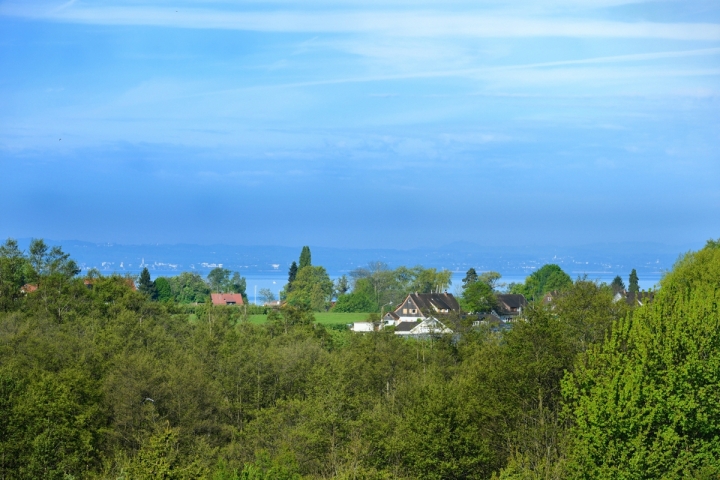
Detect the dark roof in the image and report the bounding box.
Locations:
[211,293,245,306]
[477,312,503,323]
[384,311,400,320]
[398,293,460,313]
[395,321,420,332]
[495,294,527,316]
[625,291,655,306]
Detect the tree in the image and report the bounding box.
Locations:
[27,239,80,280]
[287,262,298,293]
[138,267,156,298]
[610,275,625,294]
[628,268,639,294]
[478,271,502,291]
[154,277,173,302]
[334,275,350,296]
[462,268,478,289]
[332,291,375,313]
[299,246,312,269]
[511,264,572,301]
[207,267,231,293]
[461,280,497,313]
[285,266,333,311]
[258,288,276,304]
[563,240,720,478]
[0,238,31,311]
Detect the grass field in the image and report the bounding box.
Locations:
[247,312,371,326]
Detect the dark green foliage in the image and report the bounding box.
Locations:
[138,267,155,298]
[286,261,298,293]
[154,277,173,302]
[610,274,625,294]
[628,268,639,293]
[299,246,312,269]
[462,267,478,289]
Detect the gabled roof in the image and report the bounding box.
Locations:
[495,294,527,315]
[384,311,400,320]
[395,321,421,332]
[211,293,245,306]
[396,292,460,314]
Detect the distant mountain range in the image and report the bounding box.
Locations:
[13,238,692,281]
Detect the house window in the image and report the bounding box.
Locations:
[403,309,407,314]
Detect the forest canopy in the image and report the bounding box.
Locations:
[0,238,718,479]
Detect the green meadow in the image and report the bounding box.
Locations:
[247,311,370,326]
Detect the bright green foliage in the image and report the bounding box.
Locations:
[563,240,720,478]
[461,280,497,313]
[154,277,173,302]
[167,272,210,303]
[628,268,639,294]
[510,264,572,301]
[332,290,376,313]
[299,246,312,269]
[284,266,334,311]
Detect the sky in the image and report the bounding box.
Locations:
[1,0,719,249]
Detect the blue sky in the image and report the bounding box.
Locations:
[1,0,718,249]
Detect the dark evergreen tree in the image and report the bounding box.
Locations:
[287,261,298,292]
[462,267,478,289]
[628,268,639,294]
[610,275,625,294]
[138,267,156,298]
[299,246,312,269]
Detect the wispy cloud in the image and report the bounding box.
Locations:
[2,3,720,40]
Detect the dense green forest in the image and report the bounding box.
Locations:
[1,238,719,479]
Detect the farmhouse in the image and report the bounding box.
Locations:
[211,293,245,306]
[494,294,527,322]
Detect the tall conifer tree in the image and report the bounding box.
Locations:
[299,246,312,269]
[287,261,298,292]
[628,268,639,293]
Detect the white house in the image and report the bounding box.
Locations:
[394,317,453,336]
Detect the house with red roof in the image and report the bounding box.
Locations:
[211,293,245,306]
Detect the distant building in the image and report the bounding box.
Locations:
[382,292,460,326]
[211,293,245,306]
[20,284,38,294]
[613,290,655,307]
[394,318,452,336]
[495,294,527,322]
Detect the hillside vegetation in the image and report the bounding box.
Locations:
[0,239,718,479]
